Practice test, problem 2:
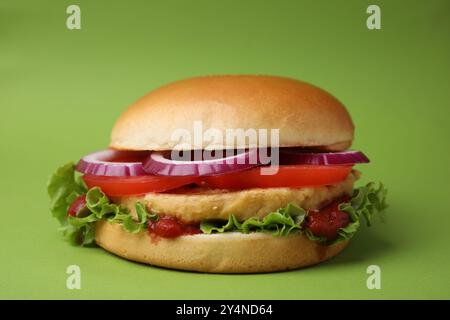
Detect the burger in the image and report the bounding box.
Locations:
[47,75,387,273]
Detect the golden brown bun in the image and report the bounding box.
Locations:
[95,221,348,273]
[110,75,354,151]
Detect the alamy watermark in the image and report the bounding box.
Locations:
[170,120,280,175]
[66,5,81,30]
[366,5,381,30]
[366,265,381,289]
[66,265,81,289]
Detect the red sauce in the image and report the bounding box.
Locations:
[304,198,350,241]
[148,216,201,238]
[67,194,87,217]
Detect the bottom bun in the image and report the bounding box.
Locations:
[95,221,348,273]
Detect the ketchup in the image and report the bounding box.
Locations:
[148,216,201,238]
[304,198,350,241]
[67,194,87,217]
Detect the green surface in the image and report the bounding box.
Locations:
[1,0,449,299]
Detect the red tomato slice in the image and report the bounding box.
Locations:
[82,174,197,196]
[202,165,352,189]
[83,165,352,196]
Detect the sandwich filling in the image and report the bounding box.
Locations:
[48,163,387,247]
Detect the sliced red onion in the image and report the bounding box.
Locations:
[76,149,149,176]
[142,149,260,176]
[279,149,370,165]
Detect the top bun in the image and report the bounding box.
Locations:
[110,75,354,151]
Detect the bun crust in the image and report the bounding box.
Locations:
[110,75,354,151]
[95,221,348,273]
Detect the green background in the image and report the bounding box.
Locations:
[1,0,449,299]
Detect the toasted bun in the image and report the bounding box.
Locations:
[110,75,354,151]
[95,221,348,273]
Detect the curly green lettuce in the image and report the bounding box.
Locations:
[201,203,306,237]
[332,182,388,244]
[47,163,87,224]
[47,163,150,246]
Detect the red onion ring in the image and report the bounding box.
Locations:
[76,149,148,176]
[279,149,370,165]
[142,149,260,176]
[76,148,369,178]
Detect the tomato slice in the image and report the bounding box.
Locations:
[202,165,352,189]
[83,165,352,196]
[82,174,197,196]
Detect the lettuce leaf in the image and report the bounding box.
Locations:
[47,163,86,224]
[329,182,388,245]
[200,214,242,234]
[48,164,150,246]
[201,203,307,236]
